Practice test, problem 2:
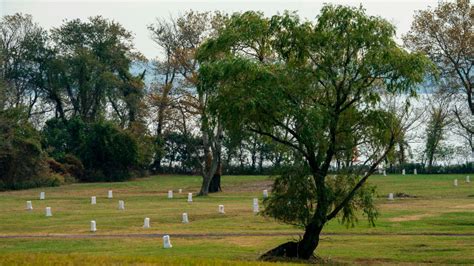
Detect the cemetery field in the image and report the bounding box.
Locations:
[0,174,473,265]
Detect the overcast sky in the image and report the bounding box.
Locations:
[2,0,440,59]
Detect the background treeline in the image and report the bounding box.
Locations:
[0,13,295,190]
[1,4,473,191]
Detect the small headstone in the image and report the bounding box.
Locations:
[263,189,268,198]
[466,176,470,183]
[91,196,96,205]
[187,193,193,202]
[182,212,189,223]
[108,190,113,199]
[402,169,406,175]
[90,220,96,232]
[414,169,417,175]
[40,192,45,200]
[454,179,458,187]
[388,193,394,200]
[118,200,125,210]
[178,189,182,193]
[26,201,33,211]
[45,207,52,217]
[143,217,150,228]
[163,235,172,248]
[168,190,173,199]
[218,205,225,214]
[364,172,367,176]
[253,198,259,213]
[383,170,387,176]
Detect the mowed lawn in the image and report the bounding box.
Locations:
[0,174,473,265]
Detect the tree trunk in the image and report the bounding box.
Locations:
[151,134,163,174]
[198,122,223,196]
[297,220,324,259]
[260,221,324,260]
[199,172,213,196]
[209,160,222,193]
[398,141,405,165]
[261,169,328,260]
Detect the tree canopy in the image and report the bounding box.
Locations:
[198,5,431,259]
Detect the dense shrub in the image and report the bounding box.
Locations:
[79,121,139,182]
[43,118,140,182]
[42,117,86,161]
[0,109,58,190]
[62,154,84,181]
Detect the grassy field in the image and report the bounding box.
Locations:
[0,174,473,265]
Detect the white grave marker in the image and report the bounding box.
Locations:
[144,217,150,228]
[168,190,173,199]
[91,196,96,205]
[466,176,470,183]
[178,189,182,193]
[163,235,172,248]
[218,205,225,214]
[182,213,189,223]
[108,190,113,199]
[45,207,52,217]
[40,192,45,200]
[118,200,125,210]
[187,193,193,202]
[388,193,394,200]
[253,198,259,213]
[414,169,417,175]
[263,189,268,198]
[26,201,33,210]
[90,220,96,232]
[454,179,458,187]
[383,170,387,176]
[402,169,406,175]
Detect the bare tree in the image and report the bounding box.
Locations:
[404,0,473,133]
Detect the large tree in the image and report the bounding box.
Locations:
[424,97,452,168]
[149,11,227,195]
[198,6,430,259]
[45,16,145,123]
[0,13,46,118]
[404,0,473,134]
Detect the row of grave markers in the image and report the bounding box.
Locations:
[25,188,269,249]
[453,176,470,186]
[387,175,471,200]
[27,194,264,215]
[380,169,417,176]
[371,169,417,176]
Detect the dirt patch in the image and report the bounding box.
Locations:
[353,258,399,265]
[453,203,474,209]
[2,232,474,240]
[388,203,474,222]
[388,214,435,222]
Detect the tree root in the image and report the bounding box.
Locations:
[259,241,300,259]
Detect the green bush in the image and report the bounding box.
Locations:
[79,121,139,182]
[0,108,56,190]
[42,117,86,161]
[62,154,83,182]
[42,118,140,182]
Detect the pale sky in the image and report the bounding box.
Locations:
[1,0,440,59]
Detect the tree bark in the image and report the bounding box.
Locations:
[209,160,222,193]
[297,221,324,259]
[198,122,223,196]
